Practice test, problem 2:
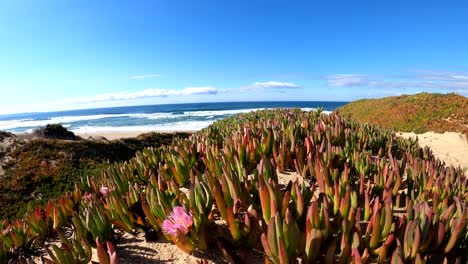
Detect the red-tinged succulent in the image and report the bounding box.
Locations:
[45,230,92,264]
[261,210,303,264]
[403,218,422,261]
[52,194,76,230]
[362,196,394,255]
[304,199,332,263]
[203,150,259,244]
[0,219,34,257]
[443,197,467,254]
[74,199,113,246]
[158,144,197,187]
[289,179,312,222]
[24,206,52,239]
[259,178,282,223]
[96,238,118,264]
[0,108,466,263]
[104,189,140,233]
[140,177,177,233]
[187,178,213,250]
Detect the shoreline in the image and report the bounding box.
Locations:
[12,130,197,141]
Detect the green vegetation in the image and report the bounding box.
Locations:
[0,110,467,263]
[0,131,190,220]
[33,124,79,140]
[336,92,468,135]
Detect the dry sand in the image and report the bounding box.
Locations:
[77,131,196,141]
[398,131,468,173]
[77,131,151,140]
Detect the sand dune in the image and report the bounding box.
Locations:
[398,131,468,174]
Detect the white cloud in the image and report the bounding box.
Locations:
[129,74,161,79]
[452,75,468,80]
[242,81,300,91]
[326,74,368,87]
[0,86,220,114]
[324,71,468,93]
[62,87,218,104]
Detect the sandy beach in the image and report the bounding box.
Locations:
[77,131,153,140]
[77,131,196,140]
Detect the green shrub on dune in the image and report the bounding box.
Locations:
[33,124,79,140]
[0,130,191,220]
[336,92,468,135]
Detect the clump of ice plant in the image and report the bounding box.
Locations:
[161,206,195,253]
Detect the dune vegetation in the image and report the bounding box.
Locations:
[336,93,468,136]
[0,109,467,263]
[0,130,190,220]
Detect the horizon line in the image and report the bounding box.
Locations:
[0,99,350,117]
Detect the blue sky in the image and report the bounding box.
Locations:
[0,0,467,114]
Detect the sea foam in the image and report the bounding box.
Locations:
[0,103,336,134]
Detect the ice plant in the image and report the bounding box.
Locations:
[96,238,118,264]
[162,206,195,253]
[45,231,92,264]
[0,109,467,263]
[104,189,139,233]
[162,206,193,237]
[74,200,113,246]
[141,177,176,233]
[187,178,213,251]
[24,206,52,239]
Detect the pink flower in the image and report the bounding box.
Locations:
[161,206,193,237]
[100,187,109,196]
[83,193,93,202]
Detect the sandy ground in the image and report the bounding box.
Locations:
[398,131,468,173]
[77,131,152,140]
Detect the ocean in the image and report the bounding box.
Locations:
[0,101,347,133]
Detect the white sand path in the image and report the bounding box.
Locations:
[398,132,468,174]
